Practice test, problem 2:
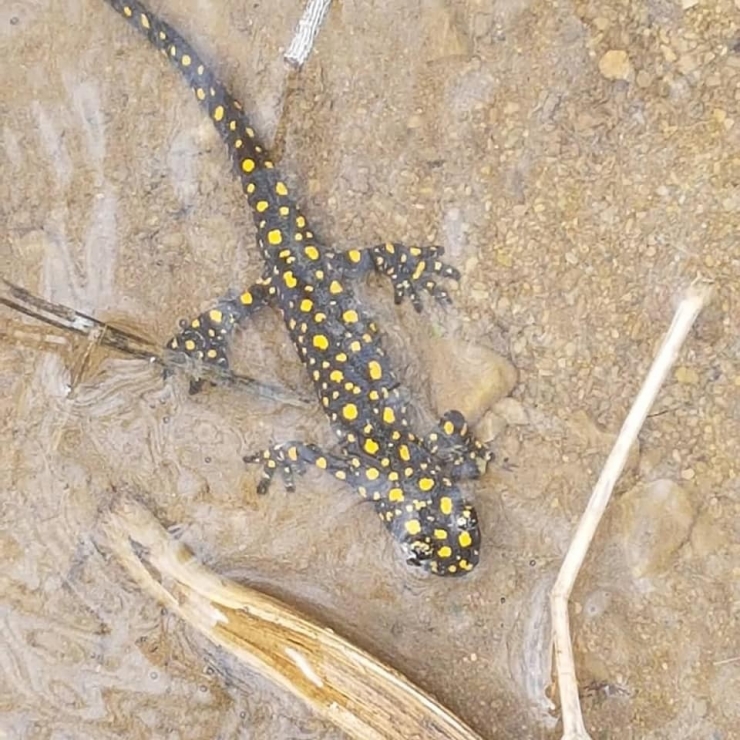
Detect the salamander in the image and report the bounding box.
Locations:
[102,0,492,575]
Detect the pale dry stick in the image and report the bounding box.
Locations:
[100,493,485,740]
[284,0,333,68]
[550,279,713,740]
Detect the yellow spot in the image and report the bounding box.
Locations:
[405,519,421,535]
[240,290,254,305]
[329,280,343,295]
[242,158,255,173]
[389,488,404,502]
[419,477,435,492]
[350,340,361,352]
[140,13,150,29]
[229,120,237,131]
[170,46,177,56]
[181,54,191,66]
[382,407,396,424]
[213,106,225,122]
[197,64,204,75]
[314,312,326,322]
[123,6,132,17]
[245,127,255,138]
[209,309,223,324]
[434,529,448,540]
[246,183,255,194]
[196,88,206,100]
[283,272,297,288]
[399,445,410,462]
[190,318,200,328]
[438,546,452,558]
[287,446,298,461]
[329,370,343,383]
[184,339,196,351]
[300,298,313,312]
[343,309,358,323]
[256,201,269,212]
[296,216,306,228]
[368,360,382,380]
[365,468,379,481]
[336,353,347,363]
[316,457,327,469]
[364,439,379,455]
[304,245,319,260]
[313,335,329,351]
[347,249,362,263]
[443,420,455,435]
[342,404,358,421]
[440,496,453,515]
[459,531,473,548]
[275,181,288,196]
[268,230,282,246]
[235,139,243,148]
[413,261,426,280]
[335,470,346,480]
[207,349,217,359]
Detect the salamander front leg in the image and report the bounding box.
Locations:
[331,243,460,312]
[244,441,355,495]
[423,410,493,481]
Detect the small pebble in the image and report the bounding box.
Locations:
[599,50,632,81]
[675,366,699,384]
[617,479,695,578]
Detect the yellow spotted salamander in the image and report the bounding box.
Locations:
[103,0,492,575]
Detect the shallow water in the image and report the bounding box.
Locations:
[2,1,739,738]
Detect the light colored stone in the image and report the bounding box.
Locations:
[636,70,652,88]
[494,397,529,426]
[617,479,695,578]
[675,366,699,384]
[598,50,632,81]
[425,338,517,422]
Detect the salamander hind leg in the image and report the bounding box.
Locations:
[165,282,272,393]
[423,410,493,481]
[333,243,461,312]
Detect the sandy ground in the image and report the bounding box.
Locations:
[2,0,739,738]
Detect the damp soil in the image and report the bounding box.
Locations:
[2,1,739,739]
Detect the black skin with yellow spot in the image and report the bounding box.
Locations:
[102,0,492,576]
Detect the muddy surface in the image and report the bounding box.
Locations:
[2,0,739,738]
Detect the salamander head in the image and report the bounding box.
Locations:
[389,481,480,576]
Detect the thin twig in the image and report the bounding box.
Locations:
[0,277,308,406]
[284,0,333,69]
[550,279,713,740]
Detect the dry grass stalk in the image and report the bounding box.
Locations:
[550,279,713,740]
